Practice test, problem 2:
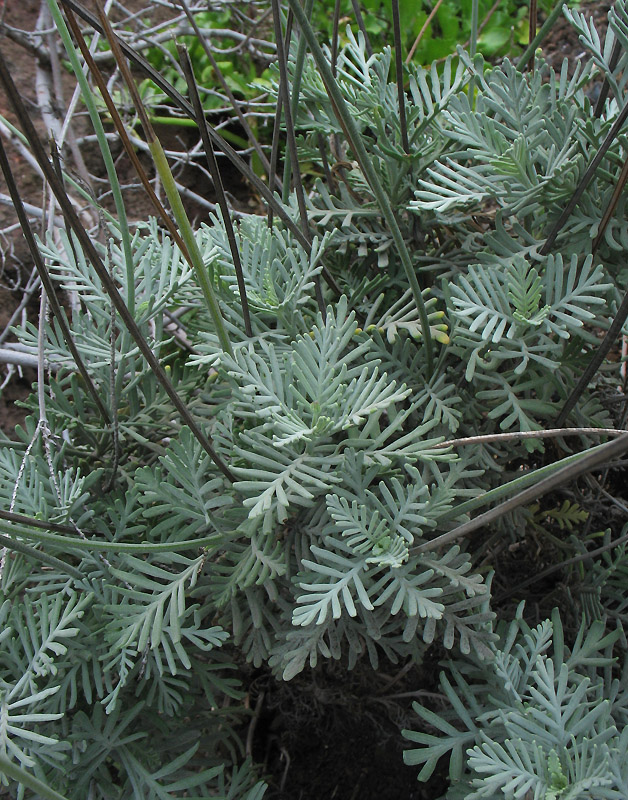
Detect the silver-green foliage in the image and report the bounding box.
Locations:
[1,4,628,797]
[403,607,628,799]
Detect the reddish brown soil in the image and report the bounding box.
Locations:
[0,0,183,437]
[0,0,44,435]
[542,0,611,75]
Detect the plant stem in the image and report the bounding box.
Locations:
[286,0,435,372]
[392,0,410,153]
[0,533,84,579]
[58,0,343,296]
[0,136,111,424]
[282,0,316,193]
[406,0,444,64]
[0,520,221,553]
[178,44,253,338]
[415,434,628,553]
[150,141,234,355]
[518,0,566,71]
[92,0,234,357]
[555,286,628,427]
[0,48,235,482]
[48,0,135,315]
[0,754,70,800]
[437,427,628,449]
[175,0,279,189]
[468,0,479,101]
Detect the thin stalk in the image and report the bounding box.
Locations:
[441,2,509,58]
[496,528,628,602]
[174,0,279,191]
[0,533,84,579]
[50,139,80,267]
[267,16,286,231]
[592,151,628,254]
[64,7,190,258]
[0,508,97,535]
[555,285,628,427]
[93,0,233,357]
[518,0,566,72]
[267,9,294,225]
[150,144,234,349]
[0,520,221,554]
[350,0,373,57]
[271,0,307,232]
[436,427,628,449]
[58,0,295,234]
[103,234,121,491]
[0,755,70,800]
[42,2,93,191]
[0,48,235,482]
[406,0,444,64]
[279,0,326,313]
[469,0,479,56]
[282,0,316,193]
[413,434,628,554]
[438,439,623,524]
[391,0,410,153]
[57,0,339,284]
[276,8,295,203]
[178,44,253,337]
[0,137,111,425]
[47,0,135,315]
[468,0,479,101]
[271,0,326,315]
[331,0,342,77]
[477,0,503,42]
[594,37,621,117]
[528,0,537,64]
[0,266,40,346]
[540,96,628,255]
[267,91,284,229]
[286,0,434,371]
[58,0,341,296]
[316,131,335,188]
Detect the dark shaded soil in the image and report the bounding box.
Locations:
[247,656,450,800]
[265,706,429,800]
[542,0,611,75]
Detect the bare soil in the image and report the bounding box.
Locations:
[0,0,226,437]
[542,0,611,75]
[0,0,43,433]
